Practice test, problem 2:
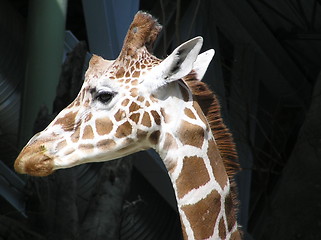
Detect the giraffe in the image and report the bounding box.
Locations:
[14,11,241,239]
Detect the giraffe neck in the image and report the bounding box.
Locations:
[155,83,239,239]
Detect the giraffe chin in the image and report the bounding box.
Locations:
[14,145,55,177]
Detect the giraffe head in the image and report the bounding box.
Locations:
[14,11,214,176]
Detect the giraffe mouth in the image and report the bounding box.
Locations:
[14,143,55,177]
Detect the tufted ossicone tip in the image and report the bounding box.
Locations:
[120,11,162,56]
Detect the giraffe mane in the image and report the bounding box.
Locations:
[183,73,240,179]
[183,73,241,224]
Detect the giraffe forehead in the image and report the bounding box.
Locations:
[86,51,161,85]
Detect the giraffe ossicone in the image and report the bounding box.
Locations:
[15,11,241,240]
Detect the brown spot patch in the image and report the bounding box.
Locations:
[74,99,81,107]
[114,109,125,121]
[79,143,94,153]
[55,111,77,131]
[181,190,221,239]
[178,120,204,148]
[219,217,226,239]
[121,99,130,106]
[163,133,178,151]
[82,125,94,139]
[230,230,241,240]
[71,127,80,142]
[130,88,138,97]
[116,67,125,78]
[149,130,160,145]
[151,110,161,125]
[96,118,113,136]
[184,108,196,119]
[160,108,170,123]
[115,121,132,138]
[129,101,140,112]
[137,96,144,102]
[84,99,90,107]
[145,101,150,107]
[137,129,148,139]
[207,139,228,189]
[141,112,151,127]
[129,113,140,124]
[132,71,140,78]
[176,156,210,199]
[97,139,116,150]
[131,79,138,85]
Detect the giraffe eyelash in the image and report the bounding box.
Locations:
[92,89,117,104]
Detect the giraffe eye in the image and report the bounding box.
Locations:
[95,91,114,104]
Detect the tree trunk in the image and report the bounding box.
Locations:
[80,158,132,240]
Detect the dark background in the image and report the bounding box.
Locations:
[1,0,321,239]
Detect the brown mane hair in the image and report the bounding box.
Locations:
[183,72,241,217]
[183,73,240,180]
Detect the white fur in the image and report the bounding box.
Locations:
[193,49,215,81]
[142,37,203,92]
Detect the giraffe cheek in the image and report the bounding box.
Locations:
[96,118,113,135]
[141,112,152,127]
[97,139,117,150]
[115,121,133,138]
[114,109,126,121]
[129,113,140,124]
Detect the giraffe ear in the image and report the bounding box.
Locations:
[193,49,215,81]
[159,36,203,82]
[144,37,203,90]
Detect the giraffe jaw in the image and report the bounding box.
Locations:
[14,138,147,176]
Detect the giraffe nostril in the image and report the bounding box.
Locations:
[14,143,54,176]
[39,145,46,152]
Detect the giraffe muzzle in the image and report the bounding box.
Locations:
[14,143,55,177]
